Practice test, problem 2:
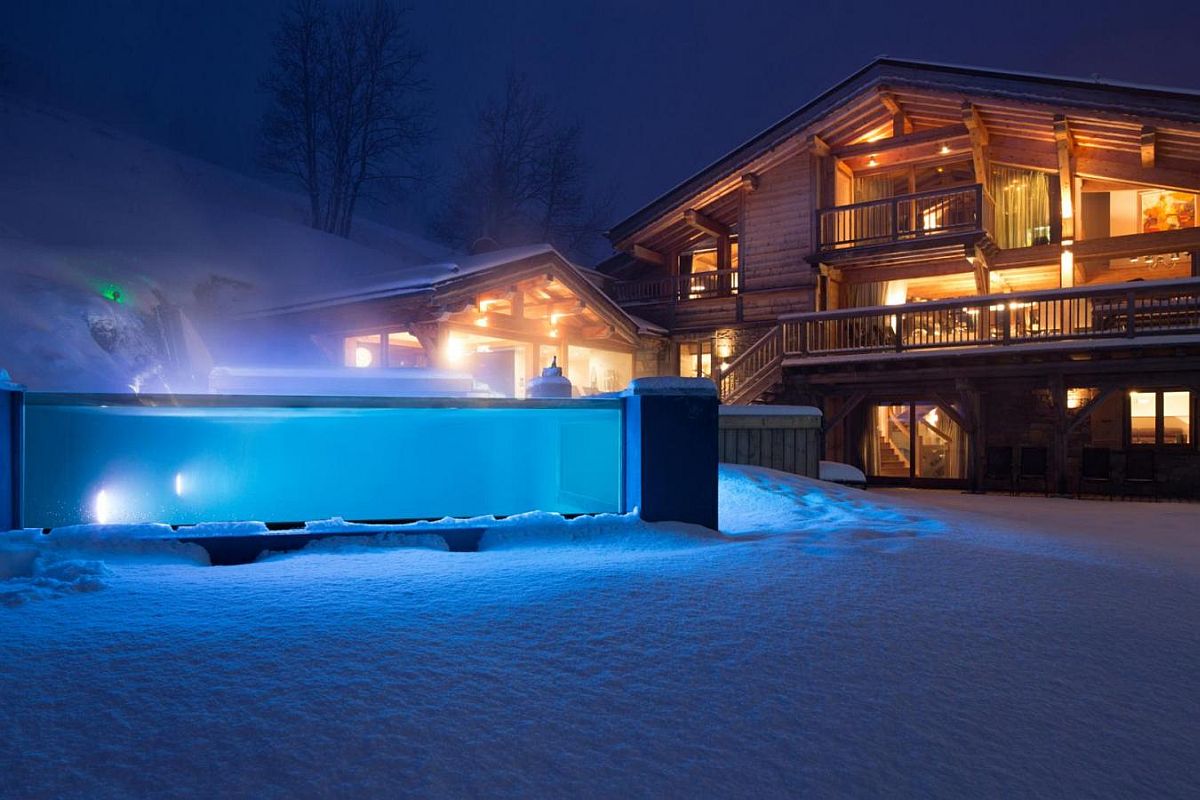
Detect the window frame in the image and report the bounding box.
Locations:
[1126,389,1193,448]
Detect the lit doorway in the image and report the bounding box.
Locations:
[866,402,966,484]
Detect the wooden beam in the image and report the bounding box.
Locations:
[741,172,760,192]
[631,244,665,266]
[832,123,967,159]
[1140,126,1156,169]
[1065,386,1122,435]
[808,133,831,158]
[879,90,913,136]
[961,102,989,147]
[683,208,729,239]
[961,102,990,189]
[1053,115,1076,241]
[822,391,867,435]
[972,245,991,295]
[989,134,1200,194]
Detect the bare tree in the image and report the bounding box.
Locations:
[436,72,611,261]
[260,0,426,238]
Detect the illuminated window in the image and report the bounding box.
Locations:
[679,341,712,379]
[344,334,382,368]
[344,332,428,369]
[1129,390,1191,445]
[386,332,428,368]
[678,238,739,298]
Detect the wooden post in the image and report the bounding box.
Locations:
[1050,374,1068,495]
[1053,115,1076,242]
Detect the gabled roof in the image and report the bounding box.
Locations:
[607,57,1200,247]
[243,243,662,339]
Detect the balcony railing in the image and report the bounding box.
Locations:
[816,184,989,251]
[779,278,1200,358]
[610,269,739,305]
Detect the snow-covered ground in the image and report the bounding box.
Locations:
[3,466,1199,798]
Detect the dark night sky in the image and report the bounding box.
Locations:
[4,0,1200,246]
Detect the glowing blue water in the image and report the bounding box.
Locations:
[23,402,622,527]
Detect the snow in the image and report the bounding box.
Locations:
[720,403,821,416]
[819,459,868,484]
[0,95,449,392]
[3,466,1200,797]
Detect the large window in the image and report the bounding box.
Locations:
[679,341,712,379]
[991,166,1051,249]
[1129,390,1191,445]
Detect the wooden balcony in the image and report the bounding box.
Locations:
[610,268,739,306]
[815,184,990,253]
[780,278,1200,358]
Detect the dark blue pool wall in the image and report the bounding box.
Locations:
[1,377,718,532]
[1,378,20,532]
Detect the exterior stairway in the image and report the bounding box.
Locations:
[717,326,785,404]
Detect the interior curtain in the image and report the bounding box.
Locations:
[855,175,894,202]
[844,281,889,308]
[991,166,1051,248]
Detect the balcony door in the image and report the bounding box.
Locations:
[866,402,967,484]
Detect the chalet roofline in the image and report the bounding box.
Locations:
[605,57,1200,248]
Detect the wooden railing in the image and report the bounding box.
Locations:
[780,278,1200,357]
[611,269,739,305]
[716,279,1200,402]
[816,184,987,251]
[717,326,783,404]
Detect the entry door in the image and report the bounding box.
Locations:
[868,402,966,482]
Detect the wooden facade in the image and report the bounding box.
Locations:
[600,59,1200,495]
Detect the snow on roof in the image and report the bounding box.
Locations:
[245,244,566,316]
[720,405,821,417]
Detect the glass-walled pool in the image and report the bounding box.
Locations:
[22,395,623,528]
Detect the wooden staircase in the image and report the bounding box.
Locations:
[877,434,910,475]
[717,326,785,404]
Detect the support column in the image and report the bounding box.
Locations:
[621,378,718,529]
[1049,374,1068,495]
[1,369,24,532]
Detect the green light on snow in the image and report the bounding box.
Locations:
[99,284,126,303]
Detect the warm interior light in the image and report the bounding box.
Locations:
[354,346,373,368]
[939,145,951,155]
[474,316,489,327]
[549,328,559,338]
[867,156,878,167]
[1060,247,1075,288]
[925,408,940,426]
[550,312,563,325]
[444,336,466,365]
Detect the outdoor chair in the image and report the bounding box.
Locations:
[1076,447,1113,500]
[984,445,1014,493]
[1016,446,1049,496]
[1122,449,1159,501]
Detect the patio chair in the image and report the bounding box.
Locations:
[1016,446,1049,496]
[1122,449,1159,501]
[984,445,1014,494]
[1076,447,1113,500]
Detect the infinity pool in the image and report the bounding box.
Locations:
[23,396,623,528]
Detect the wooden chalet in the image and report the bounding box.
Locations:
[599,59,1200,494]
[245,245,664,399]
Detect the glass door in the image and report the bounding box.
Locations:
[867,402,967,483]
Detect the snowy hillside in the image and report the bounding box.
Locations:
[0,94,449,392]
